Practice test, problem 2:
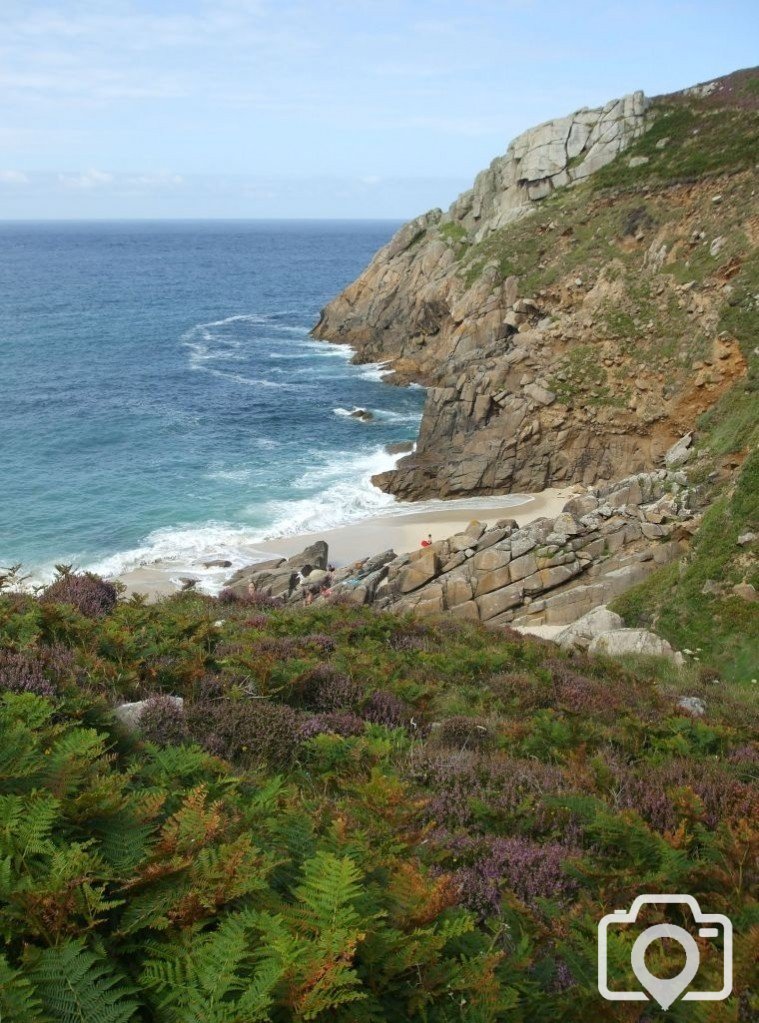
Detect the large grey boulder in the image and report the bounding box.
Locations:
[556,605,624,650]
[287,541,329,572]
[588,628,677,660]
[223,541,330,598]
[225,557,286,594]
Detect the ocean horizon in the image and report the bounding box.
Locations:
[0,219,429,588]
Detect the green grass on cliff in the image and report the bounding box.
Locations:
[613,449,759,682]
[612,249,759,682]
[592,99,759,191]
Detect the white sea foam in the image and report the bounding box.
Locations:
[331,406,421,425]
[332,406,373,421]
[359,361,393,381]
[312,341,355,359]
[84,523,273,590]
[73,446,401,593]
[373,408,423,424]
[205,368,288,389]
[63,443,528,597]
[205,468,254,483]
[182,313,304,371]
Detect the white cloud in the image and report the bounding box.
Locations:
[0,169,28,184]
[123,173,184,188]
[58,169,114,189]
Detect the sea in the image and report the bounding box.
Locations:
[1,220,431,589]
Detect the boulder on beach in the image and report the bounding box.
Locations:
[222,541,331,598]
[288,541,329,572]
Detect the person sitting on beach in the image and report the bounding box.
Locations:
[420,533,433,548]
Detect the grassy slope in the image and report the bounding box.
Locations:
[611,244,758,682]
[0,585,757,1020]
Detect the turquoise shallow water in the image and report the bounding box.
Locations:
[0,220,426,582]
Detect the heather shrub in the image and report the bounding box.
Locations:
[728,744,759,781]
[362,689,413,729]
[300,633,336,654]
[454,836,579,918]
[243,612,269,629]
[609,756,758,832]
[0,649,56,698]
[254,633,334,659]
[545,660,629,719]
[298,711,365,740]
[41,570,118,618]
[186,697,303,767]
[250,635,305,661]
[410,748,568,833]
[139,695,190,747]
[433,715,496,751]
[488,671,546,710]
[289,663,363,712]
[388,622,438,652]
[38,642,81,684]
[192,672,225,701]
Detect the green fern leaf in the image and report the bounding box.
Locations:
[25,938,139,1023]
[0,953,46,1023]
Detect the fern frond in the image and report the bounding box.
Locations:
[25,939,139,1023]
[293,852,363,934]
[0,953,46,1023]
[142,910,284,1023]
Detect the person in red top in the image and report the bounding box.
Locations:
[420,533,433,548]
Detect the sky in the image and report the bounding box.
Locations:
[0,0,757,219]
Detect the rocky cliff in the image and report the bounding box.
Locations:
[313,69,758,500]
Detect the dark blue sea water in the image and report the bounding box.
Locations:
[0,220,425,586]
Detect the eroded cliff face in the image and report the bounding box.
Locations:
[312,74,755,500]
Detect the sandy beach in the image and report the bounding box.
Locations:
[116,485,577,599]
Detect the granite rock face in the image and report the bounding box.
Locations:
[449,92,648,238]
[312,85,748,501]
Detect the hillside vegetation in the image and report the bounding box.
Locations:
[0,577,756,1021]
